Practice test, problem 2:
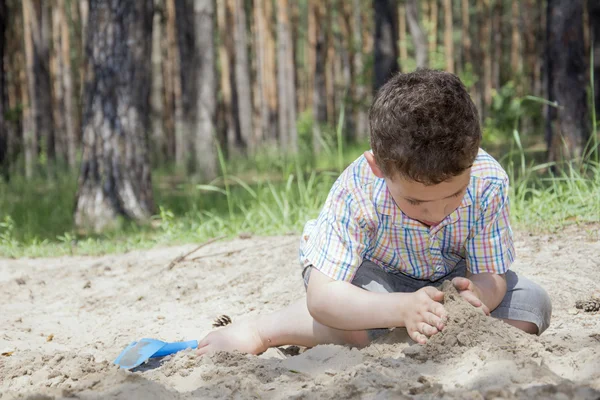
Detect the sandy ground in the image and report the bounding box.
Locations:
[1,226,600,399]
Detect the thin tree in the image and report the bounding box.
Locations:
[406,0,429,68]
[590,0,600,119]
[492,0,503,90]
[59,0,77,168]
[374,0,400,91]
[0,0,6,178]
[22,0,54,177]
[230,0,254,153]
[74,0,155,232]
[150,0,165,165]
[192,0,217,179]
[443,0,453,73]
[511,0,521,75]
[311,0,329,148]
[216,0,237,155]
[399,2,408,63]
[461,0,471,68]
[276,0,297,153]
[429,0,438,55]
[352,0,368,140]
[546,0,590,162]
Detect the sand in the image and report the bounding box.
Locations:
[1,225,600,399]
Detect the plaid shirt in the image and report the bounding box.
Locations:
[299,149,515,282]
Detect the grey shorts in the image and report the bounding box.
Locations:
[303,260,552,341]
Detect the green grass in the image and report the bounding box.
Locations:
[1,125,600,258]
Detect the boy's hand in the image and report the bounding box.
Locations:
[404,287,447,344]
[451,277,490,315]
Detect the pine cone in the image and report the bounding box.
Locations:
[212,315,232,328]
[575,300,600,312]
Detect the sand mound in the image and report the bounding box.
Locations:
[403,280,538,362]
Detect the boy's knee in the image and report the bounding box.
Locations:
[523,279,553,334]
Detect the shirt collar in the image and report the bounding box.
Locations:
[374,176,474,231]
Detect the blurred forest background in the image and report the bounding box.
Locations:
[0,0,599,255]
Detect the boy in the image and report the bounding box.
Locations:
[197,69,552,355]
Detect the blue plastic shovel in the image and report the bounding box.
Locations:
[114,338,198,370]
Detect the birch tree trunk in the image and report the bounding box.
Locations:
[374,0,400,91]
[546,0,590,162]
[406,0,429,69]
[74,0,155,232]
[276,0,297,153]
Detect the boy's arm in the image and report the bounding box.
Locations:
[459,177,513,312]
[307,267,447,344]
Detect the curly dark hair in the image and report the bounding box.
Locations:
[369,69,481,185]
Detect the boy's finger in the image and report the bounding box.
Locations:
[410,331,428,345]
[419,322,439,337]
[452,277,472,290]
[423,286,444,301]
[424,311,445,331]
[460,291,482,307]
[428,301,447,321]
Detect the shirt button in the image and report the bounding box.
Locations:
[435,266,443,272]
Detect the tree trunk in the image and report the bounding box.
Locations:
[276,0,297,153]
[461,0,471,67]
[0,0,6,178]
[166,0,184,167]
[443,0,454,73]
[58,0,77,168]
[339,0,355,141]
[162,0,178,160]
[253,0,269,147]
[406,0,428,68]
[326,6,335,127]
[492,0,503,90]
[546,0,590,162]
[511,0,521,75]
[230,0,254,154]
[192,0,217,179]
[150,0,165,166]
[217,0,239,156]
[429,0,439,55]
[353,0,368,140]
[590,0,600,119]
[51,3,66,163]
[399,3,408,64]
[478,0,492,108]
[373,0,400,91]
[263,0,278,143]
[74,0,155,232]
[21,0,38,178]
[175,0,197,170]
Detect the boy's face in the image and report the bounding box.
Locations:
[365,152,470,226]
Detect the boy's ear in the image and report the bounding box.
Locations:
[364,151,385,178]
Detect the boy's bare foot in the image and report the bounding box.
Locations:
[197,318,269,356]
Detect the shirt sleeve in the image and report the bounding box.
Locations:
[465,180,515,274]
[299,182,371,282]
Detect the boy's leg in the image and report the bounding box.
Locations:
[197,260,413,355]
[490,270,552,334]
[197,298,370,355]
